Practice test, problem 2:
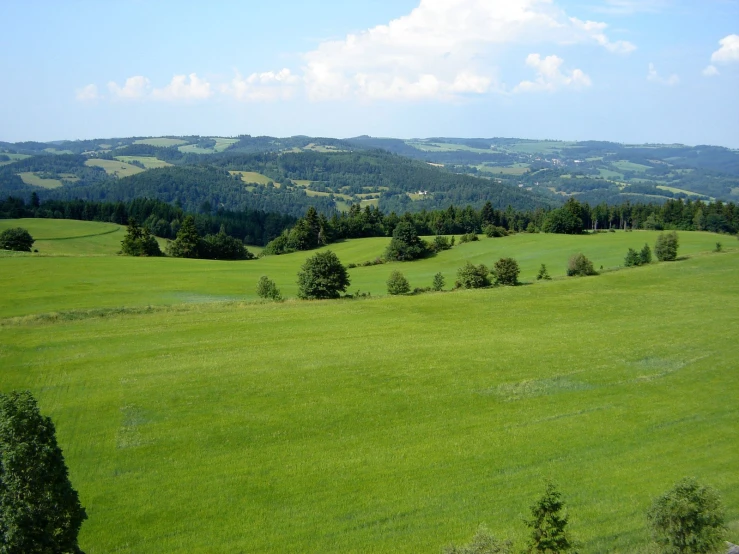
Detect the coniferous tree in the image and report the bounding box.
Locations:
[492,258,520,286]
[524,482,575,554]
[536,264,552,281]
[0,391,87,554]
[625,248,641,267]
[167,215,201,258]
[640,243,653,264]
[432,272,446,291]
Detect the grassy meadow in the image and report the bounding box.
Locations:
[85,158,145,177]
[1,218,737,552]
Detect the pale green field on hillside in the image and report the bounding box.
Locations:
[114,156,172,169]
[229,171,277,185]
[0,249,737,553]
[85,158,144,177]
[133,138,188,147]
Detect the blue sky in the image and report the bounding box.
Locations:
[1,0,737,146]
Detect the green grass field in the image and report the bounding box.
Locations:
[229,171,277,186]
[0,236,736,553]
[85,159,145,177]
[17,172,68,189]
[612,161,651,173]
[114,156,172,169]
[133,138,188,147]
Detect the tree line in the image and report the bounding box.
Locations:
[0,195,295,246]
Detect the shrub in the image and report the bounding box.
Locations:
[256,276,282,301]
[432,272,445,291]
[647,478,725,554]
[536,264,551,281]
[384,221,428,261]
[443,525,512,554]
[567,253,597,276]
[431,235,453,253]
[297,250,350,299]
[0,227,34,252]
[386,270,410,295]
[484,225,508,238]
[624,248,641,267]
[455,262,490,289]
[492,257,520,286]
[121,219,162,257]
[640,243,653,264]
[655,231,679,261]
[459,233,479,244]
[714,242,722,253]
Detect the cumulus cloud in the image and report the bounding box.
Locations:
[221,69,300,102]
[301,0,633,101]
[703,65,720,77]
[151,73,213,101]
[108,76,151,100]
[75,84,100,102]
[647,63,679,86]
[514,54,592,93]
[710,34,739,64]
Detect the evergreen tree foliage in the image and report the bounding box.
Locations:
[384,221,428,261]
[443,525,512,554]
[655,231,680,261]
[120,218,162,257]
[492,258,520,286]
[201,225,254,260]
[524,482,575,554]
[297,250,350,299]
[536,264,552,281]
[567,254,597,276]
[624,248,641,267]
[166,215,201,258]
[647,478,725,554]
[640,243,653,264]
[0,391,87,554]
[455,262,490,289]
[386,270,411,295]
[256,276,282,301]
[0,227,34,252]
[432,272,446,291]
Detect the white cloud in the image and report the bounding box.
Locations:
[75,84,100,102]
[514,54,592,93]
[710,34,739,64]
[703,65,720,77]
[108,76,151,100]
[301,0,633,101]
[647,63,679,86]
[590,0,669,15]
[151,73,213,101]
[221,69,300,102]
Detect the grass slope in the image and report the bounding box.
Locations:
[18,171,66,189]
[0,253,737,553]
[0,220,730,318]
[133,138,188,147]
[85,159,145,177]
[115,156,173,169]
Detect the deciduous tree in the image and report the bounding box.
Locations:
[297,250,350,299]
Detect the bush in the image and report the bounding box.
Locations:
[483,225,508,238]
[455,262,490,289]
[647,478,725,554]
[0,227,34,252]
[640,243,653,264]
[492,257,520,286]
[624,248,641,267]
[386,270,410,295]
[443,525,512,554]
[256,276,282,301]
[714,242,722,253]
[121,219,162,257]
[297,250,350,299]
[432,272,445,291]
[655,231,679,261]
[431,235,453,253]
[458,233,479,244]
[384,221,428,261]
[567,253,597,276]
[536,264,551,281]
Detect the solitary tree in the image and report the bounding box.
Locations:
[647,478,725,554]
[256,276,282,301]
[384,221,428,261]
[455,262,490,289]
[640,244,653,264]
[624,248,641,267]
[166,215,201,258]
[0,227,34,252]
[386,270,410,295]
[432,272,446,291]
[567,253,597,276]
[655,231,679,261]
[492,258,520,286]
[297,250,350,299]
[0,391,87,553]
[524,482,575,553]
[536,264,552,281]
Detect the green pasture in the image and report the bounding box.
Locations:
[17,171,65,189]
[612,161,651,173]
[85,159,144,177]
[656,185,711,199]
[133,138,188,147]
[0,218,732,320]
[500,141,574,154]
[115,156,172,169]
[0,251,737,553]
[229,171,277,186]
